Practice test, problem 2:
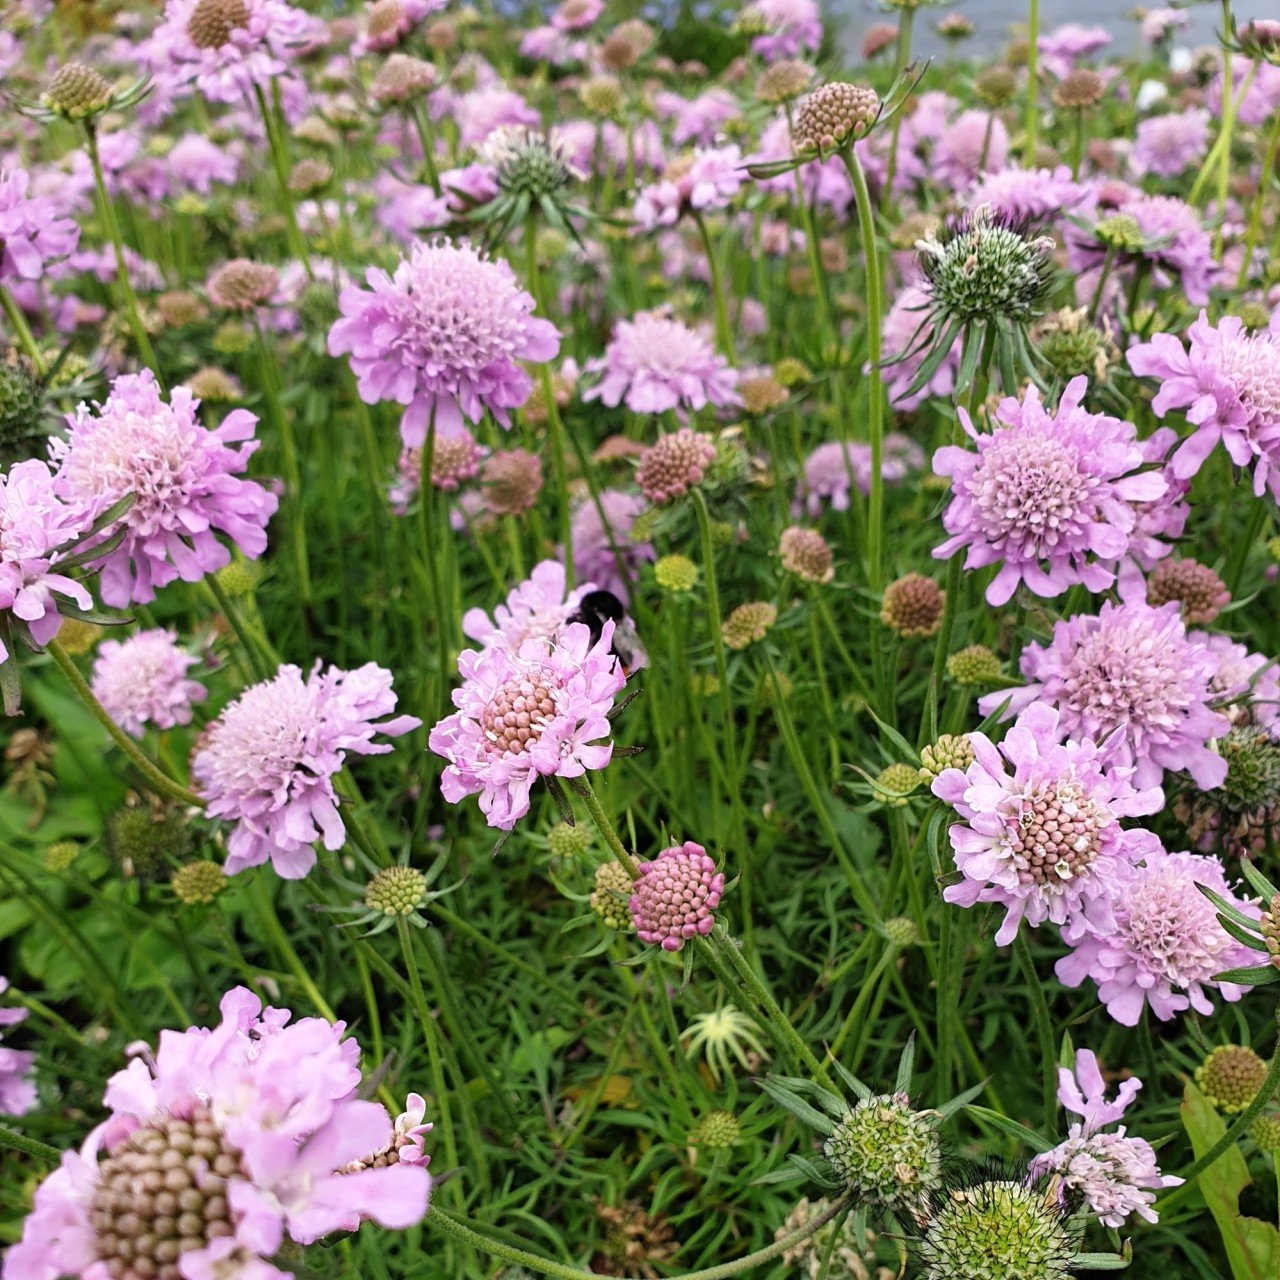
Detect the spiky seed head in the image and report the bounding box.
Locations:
[1250,1112,1280,1151]
[1052,69,1105,109]
[883,916,921,947]
[773,357,811,387]
[579,74,624,116]
[0,347,44,462]
[947,644,1003,687]
[207,259,280,313]
[590,861,634,930]
[107,803,193,881]
[547,820,593,859]
[690,1110,741,1149]
[917,1177,1075,1280]
[1094,213,1145,253]
[779,526,834,584]
[881,573,945,638]
[722,601,778,650]
[1218,726,1280,814]
[187,0,250,49]
[364,866,429,917]
[755,60,814,105]
[172,859,229,905]
[480,127,574,199]
[213,557,262,599]
[824,1093,943,1208]
[917,205,1057,326]
[793,83,881,155]
[1036,306,1114,380]
[875,762,922,806]
[1197,1045,1269,1113]
[975,66,1018,107]
[42,62,113,118]
[44,841,80,873]
[919,733,977,781]
[655,554,699,593]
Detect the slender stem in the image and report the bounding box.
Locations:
[85,125,160,377]
[47,638,203,807]
[884,6,913,197]
[571,774,640,878]
[1013,931,1057,1131]
[936,902,957,1098]
[693,211,735,362]
[1239,108,1280,288]
[1024,0,1040,163]
[255,84,312,275]
[0,283,46,375]
[842,148,885,594]
[429,1196,854,1280]
[396,918,461,1203]
[691,489,738,786]
[0,1127,62,1164]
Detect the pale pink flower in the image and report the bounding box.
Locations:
[91,628,206,738]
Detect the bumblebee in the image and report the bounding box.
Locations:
[566,589,648,675]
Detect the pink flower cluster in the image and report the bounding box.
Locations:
[629,842,724,951]
[933,377,1166,607]
[0,977,36,1117]
[329,239,560,448]
[430,622,625,830]
[0,167,79,282]
[633,146,744,231]
[1,987,429,1280]
[53,371,277,608]
[193,662,420,878]
[795,436,923,517]
[91,628,207,739]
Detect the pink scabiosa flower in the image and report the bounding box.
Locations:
[966,165,1088,221]
[570,490,654,602]
[931,109,1009,191]
[429,623,625,830]
[629,841,724,950]
[1055,845,1258,1023]
[551,0,602,30]
[91,628,206,739]
[794,436,923,517]
[932,377,1167,607]
[583,310,740,416]
[1029,1049,1181,1226]
[192,662,420,878]
[328,239,560,448]
[1131,109,1210,180]
[1038,23,1111,79]
[462,558,593,650]
[0,460,92,672]
[981,597,1231,791]
[632,145,744,231]
[0,986,429,1280]
[748,0,822,61]
[931,702,1163,946]
[0,167,79,282]
[1141,7,1189,44]
[0,977,36,1117]
[52,371,277,608]
[454,86,540,148]
[1128,311,1280,499]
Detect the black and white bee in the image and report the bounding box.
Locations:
[565,589,648,676]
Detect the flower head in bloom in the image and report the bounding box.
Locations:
[570,490,654,602]
[429,623,625,830]
[794,436,922,517]
[932,377,1167,606]
[90,628,206,739]
[932,702,1163,945]
[633,146,744,231]
[1029,1049,1179,1227]
[0,977,36,1116]
[0,168,79,282]
[0,987,429,1280]
[1056,845,1258,1023]
[584,311,739,416]
[53,371,277,608]
[748,0,822,60]
[629,841,724,950]
[982,598,1231,791]
[1131,109,1210,179]
[462,559,593,651]
[931,109,1009,190]
[1128,312,1280,499]
[966,165,1087,222]
[193,662,420,878]
[328,239,560,448]
[0,460,92,670]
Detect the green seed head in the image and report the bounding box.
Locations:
[690,1110,741,1149]
[214,558,263,598]
[874,763,921,807]
[42,62,114,119]
[590,862,634,931]
[547,821,592,860]
[824,1093,943,1208]
[947,645,1003,687]
[44,841,80,873]
[655,555,699,593]
[0,348,46,465]
[483,128,574,199]
[917,1178,1075,1280]
[919,734,976,781]
[364,866,429,917]
[722,602,777,651]
[1250,1112,1280,1152]
[1094,213,1145,254]
[172,860,229,906]
[107,804,194,882]
[883,916,921,948]
[1196,1045,1269,1113]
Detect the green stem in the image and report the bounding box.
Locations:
[47,639,202,807]
[571,775,640,878]
[255,84,312,274]
[693,210,736,362]
[426,1194,853,1280]
[0,1126,62,1164]
[0,283,47,375]
[1024,0,1040,163]
[1239,107,1280,288]
[884,6,913,198]
[691,489,738,787]
[1013,931,1057,1131]
[85,125,160,377]
[396,918,461,1204]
